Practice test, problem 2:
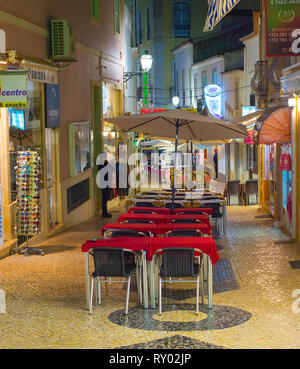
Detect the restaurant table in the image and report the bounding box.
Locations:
[102,222,211,237]
[147,237,219,309]
[81,237,151,310]
[118,213,212,231]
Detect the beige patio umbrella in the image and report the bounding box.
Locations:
[105,109,248,211]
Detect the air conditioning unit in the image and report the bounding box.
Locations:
[51,20,76,62]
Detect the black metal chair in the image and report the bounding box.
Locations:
[132,210,158,214]
[135,201,156,207]
[170,218,202,224]
[89,248,137,315]
[165,229,203,237]
[226,180,241,205]
[165,202,183,209]
[245,179,258,205]
[121,219,154,224]
[156,248,204,315]
[103,229,151,238]
[177,211,205,215]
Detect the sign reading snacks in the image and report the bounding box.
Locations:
[265,0,300,57]
[0,71,27,108]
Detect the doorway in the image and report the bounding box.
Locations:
[45,128,61,231]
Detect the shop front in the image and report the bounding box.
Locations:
[0,56,62,256]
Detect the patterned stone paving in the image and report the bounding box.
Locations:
[0,205,300,348]
[119,335,226,349]
[108,304,252,331]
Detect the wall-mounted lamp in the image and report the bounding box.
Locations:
[172,96,179,107]
[123,52,153,83]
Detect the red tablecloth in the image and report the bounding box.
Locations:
[81,237,151,252]
[102,222,211,236]
[147,237,219,265]
[117,213,211,230]
[128,206,213,216]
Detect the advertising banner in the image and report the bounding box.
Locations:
[265,0,300,57]
[45,83,60,128]
[0,71,27,107]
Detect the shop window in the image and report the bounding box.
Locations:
[69,122,91,177]
[9,80,43,202]
[114,0,120,34]
[174,2,190,38]
[90,0,99,22]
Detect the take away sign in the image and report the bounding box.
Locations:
[0,71,27,108]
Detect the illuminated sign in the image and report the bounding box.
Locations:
[242,106,258,116]
[204,84,222,119]
[244,130,255,145]
[141,108,167,114]
[0,71,27,107]
[143,72,149,105]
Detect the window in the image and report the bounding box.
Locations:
[194,73,198,100]
[90,0,99,22]
[174,2,190,38]
[212,68,217,84]
[182,69,185,107]
[147,5,151,40]
[202,71,207,105]
[138,10,143,43]
[114,0,120,34]
[234,80,239,110]
[69,122,91,177]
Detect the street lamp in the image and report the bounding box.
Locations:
[172,96,179,108]
[123,53,153,83]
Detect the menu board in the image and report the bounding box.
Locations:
[265,0,300,57]
[15,151,41,236]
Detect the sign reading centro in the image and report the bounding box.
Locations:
[0,71,27,108]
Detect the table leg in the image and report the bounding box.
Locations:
[203,254,208,282]
[142,251,148,309]
[85,252,90,310]
[208,257,213,309]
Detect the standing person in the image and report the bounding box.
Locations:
[98,159,112,218]
[213,148,218,179]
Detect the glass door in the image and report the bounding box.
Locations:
[45,128,60,231]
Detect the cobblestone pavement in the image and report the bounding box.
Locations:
[1,206,300,349]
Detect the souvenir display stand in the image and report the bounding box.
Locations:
[11,151,44,256]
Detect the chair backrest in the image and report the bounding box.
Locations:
[227,180,240,195]
[246,179,258,195]
[203,203,221,218]
[132,210,157,214]
[165,202,183,209]
[170,218,201,224]
[92,248,126,277]
[135,201,155,207]
[121,219,154,224]
[161,248,195,277]
[178,211,204,215]
[104,229,150,238]
[165,229,203,237]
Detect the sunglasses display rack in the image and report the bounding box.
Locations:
[0,185,3,246]
[11,151,44,256]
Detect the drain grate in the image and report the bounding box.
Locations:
[289,260,300,269]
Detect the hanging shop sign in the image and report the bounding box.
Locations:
[25,63,58,84]
[265,0,300,57]
[45,83,60,128]
[0,71,27,108]
[204,84,222,119]
[143,72,149,106]
[244,130,255,144]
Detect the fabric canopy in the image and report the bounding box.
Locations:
[257,107,291,145]
[105,109,248,142]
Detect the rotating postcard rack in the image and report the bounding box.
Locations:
[12,151,44,256]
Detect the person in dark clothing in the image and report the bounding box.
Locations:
[213,148,218,179]
[98,159,112,218]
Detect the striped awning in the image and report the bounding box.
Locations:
[204,0,241,31]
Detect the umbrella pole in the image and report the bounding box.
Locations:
[171,121,179,214]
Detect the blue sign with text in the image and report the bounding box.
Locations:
[45,83,60,128]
